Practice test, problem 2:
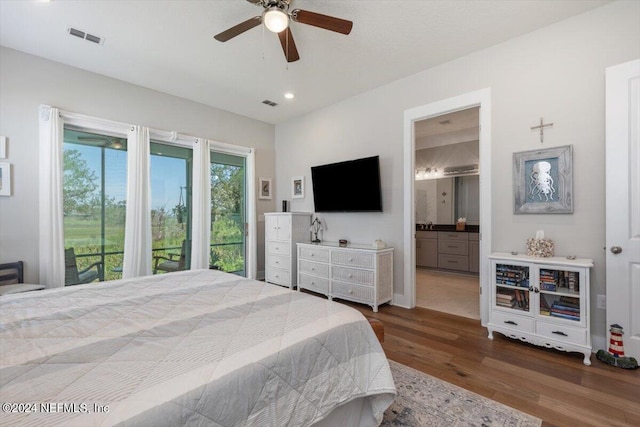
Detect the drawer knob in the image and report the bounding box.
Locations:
[311,268,315,271]
[552,331,568,337]
[504,320,518,326]
[348,274,353,278]
[275,261,279,264]
[349,258,354,262]
[311,253,314,257]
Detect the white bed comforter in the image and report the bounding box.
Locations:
[0,269,395,426]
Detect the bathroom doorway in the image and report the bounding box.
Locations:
[414,107,480,319]
[402,88,491,324]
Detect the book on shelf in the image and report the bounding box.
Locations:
[550,311,580,321]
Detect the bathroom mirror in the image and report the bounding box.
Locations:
[416,175,479,226]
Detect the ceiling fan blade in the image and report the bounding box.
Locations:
[246,0,262,4]
[291,9,353,35]
[214,16,262,42]
[277,27,300,62]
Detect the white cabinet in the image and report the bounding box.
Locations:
[265,213,312,289]
[487,253,593,365]
[297,242,394,312]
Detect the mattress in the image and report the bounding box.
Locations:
[0,269,395,426]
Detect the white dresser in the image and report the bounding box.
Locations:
[297,242,394,312]
[264,212,312,289]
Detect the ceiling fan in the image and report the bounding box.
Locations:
[214,0,353,63]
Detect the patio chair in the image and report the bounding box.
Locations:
[153,240,189,274]
[65,248,104,286]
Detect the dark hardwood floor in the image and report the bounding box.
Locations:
[348,303,640,427]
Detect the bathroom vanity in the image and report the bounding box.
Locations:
[416,226,479,273]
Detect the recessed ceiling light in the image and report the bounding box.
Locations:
[284,92,295,100]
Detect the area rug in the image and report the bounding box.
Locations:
[382,360,542,427]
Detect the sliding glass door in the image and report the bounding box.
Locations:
[63,127,250,281]
[63,129,127,283]
[150,142,193,274]
[210,152,246,275]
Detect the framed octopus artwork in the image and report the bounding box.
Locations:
[513,145,573,214]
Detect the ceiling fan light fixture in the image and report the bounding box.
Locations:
[263,7,289,33]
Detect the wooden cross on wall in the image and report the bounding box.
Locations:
[531,117,554,143]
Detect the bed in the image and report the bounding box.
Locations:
[0,269,395,426]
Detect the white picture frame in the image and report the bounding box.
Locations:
[0,162,11,196]
[0,136,6,159]
[292,176,304,199]
[258,177,272,200]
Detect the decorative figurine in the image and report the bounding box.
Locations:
[596,324,639,369]
[310,217,322,243]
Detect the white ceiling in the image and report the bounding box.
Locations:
[0,0,611,125]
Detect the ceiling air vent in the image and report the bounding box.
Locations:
[443,164,479,176]
[67,27,105,45]
[262,100,278,107]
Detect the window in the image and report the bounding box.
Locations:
[63,129,127,283]
[150,142,193,274]
[210,152,246,274]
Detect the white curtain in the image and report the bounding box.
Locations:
[191,138,212,269]
[38,106,65,288]
[122,125,152,278]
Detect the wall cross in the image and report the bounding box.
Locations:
[531,117,554,143]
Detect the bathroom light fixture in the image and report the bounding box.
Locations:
[263,7,289,33]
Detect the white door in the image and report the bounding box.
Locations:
[605,59,640,359]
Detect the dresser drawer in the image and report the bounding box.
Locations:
[267,254,290,270]
[267,241,290,256]
[298,246,330,263]
[332,266,374,286]
[266,267,291,287]
[437,232,469,241]
[438,239,469,255]
[298,260,330,278]
[331,250,375,268]
[416,231,438,240]
[537,321,587,345]
[438,254,469,271]
[491,311,534,333]
[332,281,374,303]
[298,273,329,294]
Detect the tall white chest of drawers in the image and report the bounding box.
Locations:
[297,242,394,312]
[264,212,312,289]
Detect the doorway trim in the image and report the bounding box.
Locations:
[399,88,492,326]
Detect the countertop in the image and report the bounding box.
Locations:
[416,224,479,233]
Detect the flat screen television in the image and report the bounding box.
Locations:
[311,155,383,212]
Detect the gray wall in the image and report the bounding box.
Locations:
[0,47,276,282]
[273,1,640,344]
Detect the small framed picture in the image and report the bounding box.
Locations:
[0,162,11,196]
[259,177,272,200]
[292,176,304,199]
[0,136,6,159]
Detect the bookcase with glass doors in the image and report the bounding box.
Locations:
[487,253,593,365]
